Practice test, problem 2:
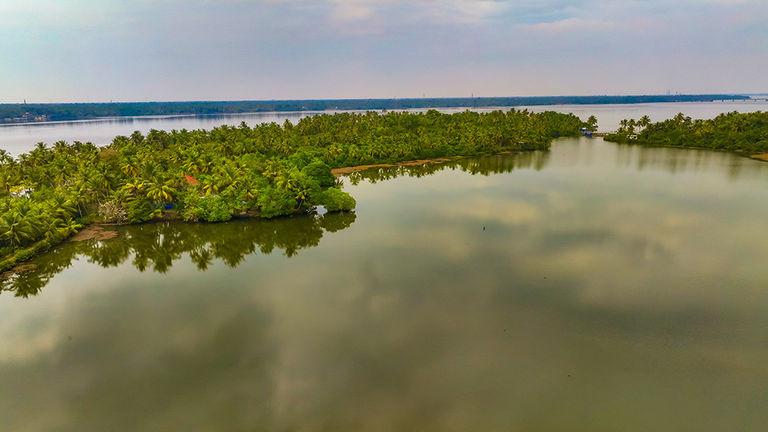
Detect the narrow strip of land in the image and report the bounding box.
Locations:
[331,157,459,176]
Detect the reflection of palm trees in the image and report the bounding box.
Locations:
[88,238,132,268]
[348,152,552,184]
[1,212,356,297]
[190,247,214,271]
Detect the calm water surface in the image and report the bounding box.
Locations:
[2,138,768,431]
[2,100,767,156]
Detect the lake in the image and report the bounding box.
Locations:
[1,100,767,156]
[2,137,768,431]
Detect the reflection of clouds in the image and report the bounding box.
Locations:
[0,270,279,431]
[0,312,59,363]
[443,196,540,226]
[348,144,768,317]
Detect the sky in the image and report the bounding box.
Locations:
[1,0,767,102]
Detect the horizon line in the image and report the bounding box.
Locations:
[0,93,760,106]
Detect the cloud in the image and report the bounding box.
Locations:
[330,0,378,21]
[526,17,618,33]
[0,0,766,101]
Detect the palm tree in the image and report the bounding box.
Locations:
[201,178,219,196]
[146,180,176,203]
[121,181,146,197]
[1,212,35,248]
[56,219,82,238]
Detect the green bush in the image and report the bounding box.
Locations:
[124,198,156,223]
[181,193,236,223]
[316,188,356,212]
[302,159,336,187]
[196,195,235,223]
[257,187,297,219]
[13,248,36,262]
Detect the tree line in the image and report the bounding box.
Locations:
[604,111,768,155]
[0,95,748,123]
[0,109,587,271]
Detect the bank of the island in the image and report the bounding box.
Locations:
[0,109,589,272]
[603,111,768,160]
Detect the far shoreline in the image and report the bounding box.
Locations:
[1,94,753,126]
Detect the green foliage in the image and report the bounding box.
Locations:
[586,115,598,132]
[316,188,356,212]
[302,159,336,187]
[605,111,768,155]
[0,109,586,265]
[124,197,157,224]
[181,194,235,223]
[257,187,297,219]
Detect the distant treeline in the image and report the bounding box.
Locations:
[0,94,750,123]
[604,111,768,155]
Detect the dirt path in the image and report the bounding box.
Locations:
[331,157,459,176]
[69,225,119,242]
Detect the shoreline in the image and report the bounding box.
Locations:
[1,153,501,276]
[1,95,752,126]
[3,142,765,277]
[331,156,462,176]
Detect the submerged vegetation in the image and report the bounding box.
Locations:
[604,111,768,155]
[0,109,586,271]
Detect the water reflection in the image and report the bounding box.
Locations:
[613,142,768,180]
[347,151,551,184]
[1,212,355,298]
[349,138,768,185]
[2,139,768,431]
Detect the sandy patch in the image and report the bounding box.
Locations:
[69,225,119,242]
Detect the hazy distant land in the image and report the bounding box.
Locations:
[0,94,751,124]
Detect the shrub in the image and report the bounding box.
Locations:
[196,195,235,222]
[315,188,356,212]
[302,159,336,187]
[257,187,296,219]
[181,193,235,223]
[124,197,156,223]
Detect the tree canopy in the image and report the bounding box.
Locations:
[604,111,768,155]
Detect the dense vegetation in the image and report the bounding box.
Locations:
[0,109,586,271]
[0,94,748,123]
[604,111,768,155]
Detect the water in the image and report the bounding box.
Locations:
[1,100,767,156]
[2,137,768,431]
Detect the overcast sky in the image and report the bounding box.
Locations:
[1,0,766,102]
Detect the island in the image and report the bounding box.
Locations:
[0,109,586,271]
[604,111,768,157]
